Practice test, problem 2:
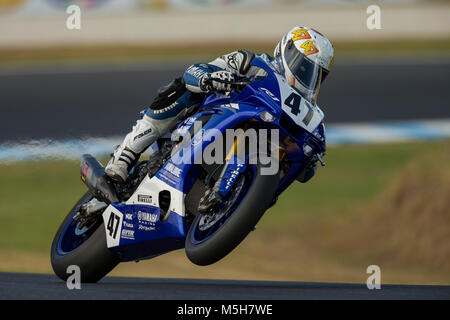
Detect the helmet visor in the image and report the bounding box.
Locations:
[284,43,324,90]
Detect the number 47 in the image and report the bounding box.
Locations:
[107,212,120,239]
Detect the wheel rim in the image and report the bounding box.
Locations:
[190,165,256,245]
[57,195,103,255]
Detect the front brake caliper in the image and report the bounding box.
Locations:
[74,198,108,229]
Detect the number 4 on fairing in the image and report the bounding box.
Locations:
[284,92,314,126]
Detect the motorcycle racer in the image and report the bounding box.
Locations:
[105,26,334,184]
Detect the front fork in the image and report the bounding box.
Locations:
[198,128,284,213]
[213,129,248,199]
[198,131,247,213]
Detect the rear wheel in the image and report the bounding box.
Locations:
[50,191,119,283]
[185,164,279,266]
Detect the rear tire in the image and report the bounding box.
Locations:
[50,191,119,283]
[185,164,279,266]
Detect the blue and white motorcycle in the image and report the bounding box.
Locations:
[51,56,326,283]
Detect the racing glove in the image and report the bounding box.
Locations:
[200,71,235,93]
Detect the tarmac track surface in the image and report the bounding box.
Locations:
[0,272,449,300]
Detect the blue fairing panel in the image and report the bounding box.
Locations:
[109,203,188,262]
[155,105,260,192]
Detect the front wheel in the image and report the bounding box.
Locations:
[50,191,119,283]
[185,164,279,266]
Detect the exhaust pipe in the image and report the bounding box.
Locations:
[80,154,119,204]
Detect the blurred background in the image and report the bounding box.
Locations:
[0,0,449,285]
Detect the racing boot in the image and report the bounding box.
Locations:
[105,115,159,183]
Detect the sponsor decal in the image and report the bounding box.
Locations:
[137,211,158,224]
[186,66,207,79]
[121,229,135,240]
[138,225,155,231]
[260,88,280,102]
[226,53,239,71]
[81,163,88,182]
[123,221,134,228]
[165,162,182,177]
[133,128,152,141]
[137,194,152,204]
[224,163,244,190]
[153,101,178,115]
[135,210,158,232]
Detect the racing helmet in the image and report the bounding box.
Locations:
[274,26,334,104]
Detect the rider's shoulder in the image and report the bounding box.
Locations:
[213,50,274,75]
[219,50,255,74]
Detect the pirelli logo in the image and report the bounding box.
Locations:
[137,194,152,203]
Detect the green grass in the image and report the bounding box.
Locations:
[0,141,444,253]
[264,142,427,225]
[0,161,85,252]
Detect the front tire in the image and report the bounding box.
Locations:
[50,191,119,283]
[185,164,279,266]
